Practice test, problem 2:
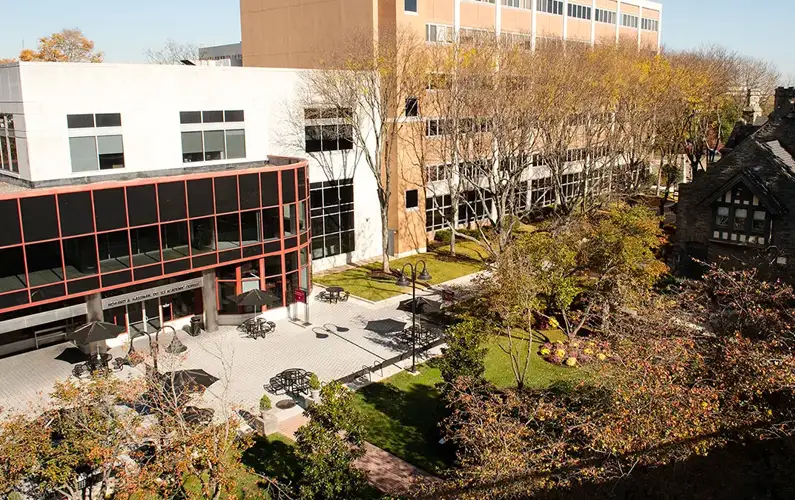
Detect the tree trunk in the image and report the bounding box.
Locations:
[380,208,390,273]
[450,230,456,256]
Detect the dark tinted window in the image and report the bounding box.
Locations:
[127,185,158,226]
[187,179,214,218]
[239,173,260,209]
[95,113,122,127]
[21,196,59,242]
[297,168,306,200]
[67,114,94,128]
[0,246,26,290]
[25,240,62,285]
[180,111,202,124]
[406,189,419,209]
[158,181,187,222]
[0,199,21,247]
[31,283,65,302]
[214,176,239,213]
[261,172,279,206]
[93,188,127,231]
[102,270,132,287]
[265,255,282,277]
[58,192,94,236]
[225,110,245,122]
[281,170,296,204]
[68,277,100,295]
[202,110,224,123]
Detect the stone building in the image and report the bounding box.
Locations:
[675,87,795,279]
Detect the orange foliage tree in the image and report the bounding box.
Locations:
[19,29,103,63]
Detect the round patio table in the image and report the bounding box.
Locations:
[280,368,308,394]
[326,286,345,304]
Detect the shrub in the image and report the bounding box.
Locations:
[259,394,272,411]
[309,373,321,391]
[540,338,609,367]
[438,319,490,388]
[435,228,481,244]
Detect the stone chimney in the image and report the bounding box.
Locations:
[773,87,795,116]
[742,88,763,125]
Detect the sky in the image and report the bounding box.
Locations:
[1,0,793,80]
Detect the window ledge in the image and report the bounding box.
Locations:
[404,11,418,16]
[709,238,768,249]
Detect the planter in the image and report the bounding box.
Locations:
[310,389,321,400]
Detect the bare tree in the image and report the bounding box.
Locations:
[145,39,199,64]
[291,27,429,272]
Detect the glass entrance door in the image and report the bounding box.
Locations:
[127,298,162,336]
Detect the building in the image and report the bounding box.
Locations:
[240,0,663,256]
[675,87,795,279]
[198,43,244,67]
[0,61,382,356]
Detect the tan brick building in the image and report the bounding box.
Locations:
[241,0,663,256]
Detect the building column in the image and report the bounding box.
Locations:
[201,269,219,333]
[531,0,538,51]
[637,6,643,49]
[616,0,621,43]
[562,0,569,40]
[590,0,596,46]
[83,292,103,354]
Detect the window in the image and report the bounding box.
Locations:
[752,210,767,232]
[405,97,419,117]
[404,0,417,12]
[426,24,453,43]
[712,184,770,245]
[426,119,449,137]
[67,113,125,173]
[304,108,354,152]
[733,208,747,231]
[566,148,587,162]
[406,190,419,210]
[621,13,639,28]
[425,163,452,183]
[310,179,355,260]
[641,18,659,31]
[180,110,246,163]
[502,0,532,9]
[595,8,616,24]
[538,0,564,15]
[567,3,592,20]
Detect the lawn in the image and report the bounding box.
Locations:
[353,330,580,474]
[314,240,488,302]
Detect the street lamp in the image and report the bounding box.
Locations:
[396,261,431,373]
[143,325,187,373]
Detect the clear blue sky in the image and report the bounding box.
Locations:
[2,0,793,79]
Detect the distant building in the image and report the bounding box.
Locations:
[198,43,243,67]
[675,87,795,279]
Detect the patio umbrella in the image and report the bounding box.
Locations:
[67,321,126,355]
[397,297,442,315]
[163,368,219,394]
[232,289,282,308]
[364,318,407,335]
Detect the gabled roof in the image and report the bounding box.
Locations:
[687,112,795,214]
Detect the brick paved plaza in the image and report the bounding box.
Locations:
[0,282,465,420]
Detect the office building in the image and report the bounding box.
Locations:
[0,61,382,356]
[241,0,663,256]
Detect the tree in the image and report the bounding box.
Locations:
[294,381,368,499]
[145,39,199,64]
[19,29,103,63]
[292,26,429,272]
[0,58,15,64]
[437,318,490,389]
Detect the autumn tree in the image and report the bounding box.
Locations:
[145,39,199,64]
[19,29,103,63]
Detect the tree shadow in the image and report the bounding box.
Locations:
[357,378,455,473]
[241,435,302,485]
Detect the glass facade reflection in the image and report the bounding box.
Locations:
[0,161,311,312]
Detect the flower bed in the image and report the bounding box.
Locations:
[539,338,609,367]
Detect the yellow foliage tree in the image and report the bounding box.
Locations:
[19,29,103,63]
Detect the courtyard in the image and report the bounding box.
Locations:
[0,284,455,420]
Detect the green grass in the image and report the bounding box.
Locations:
[314,240,488,302]
[353,330,579,474]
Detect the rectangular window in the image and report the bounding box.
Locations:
[95,113,122,128]
[502,0,531,8]
[67,114,95,129]
[0,114,20,173]
[69,136,99,172]
[224,110,245,122]
[406,189,419,209]
[202,110,224,123]
[621,13,639,28]
[404,0,417,12]
[733,208,748,231]
[538,0,564,15]
[426,24,453,43]
[181,131,204,162]
[752,210,766,232]
[303,109,354,152]
[715,206,729,227]
[405,97,419,117]
[595,8,616,24]
[225,129,246,159]
[310,179,355,260]
[180,111,202,124]
[641,18,659,31]
[567,3,591,20]
[204,130,225,161]
[97,135,125,170]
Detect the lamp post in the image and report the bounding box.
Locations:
[143,325,187,373]
[396,261,431,373]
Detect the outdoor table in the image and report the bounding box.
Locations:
[84,352,112,372]
[326,287,345,303]
[396,325,439,346]
[275,368,312,395]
